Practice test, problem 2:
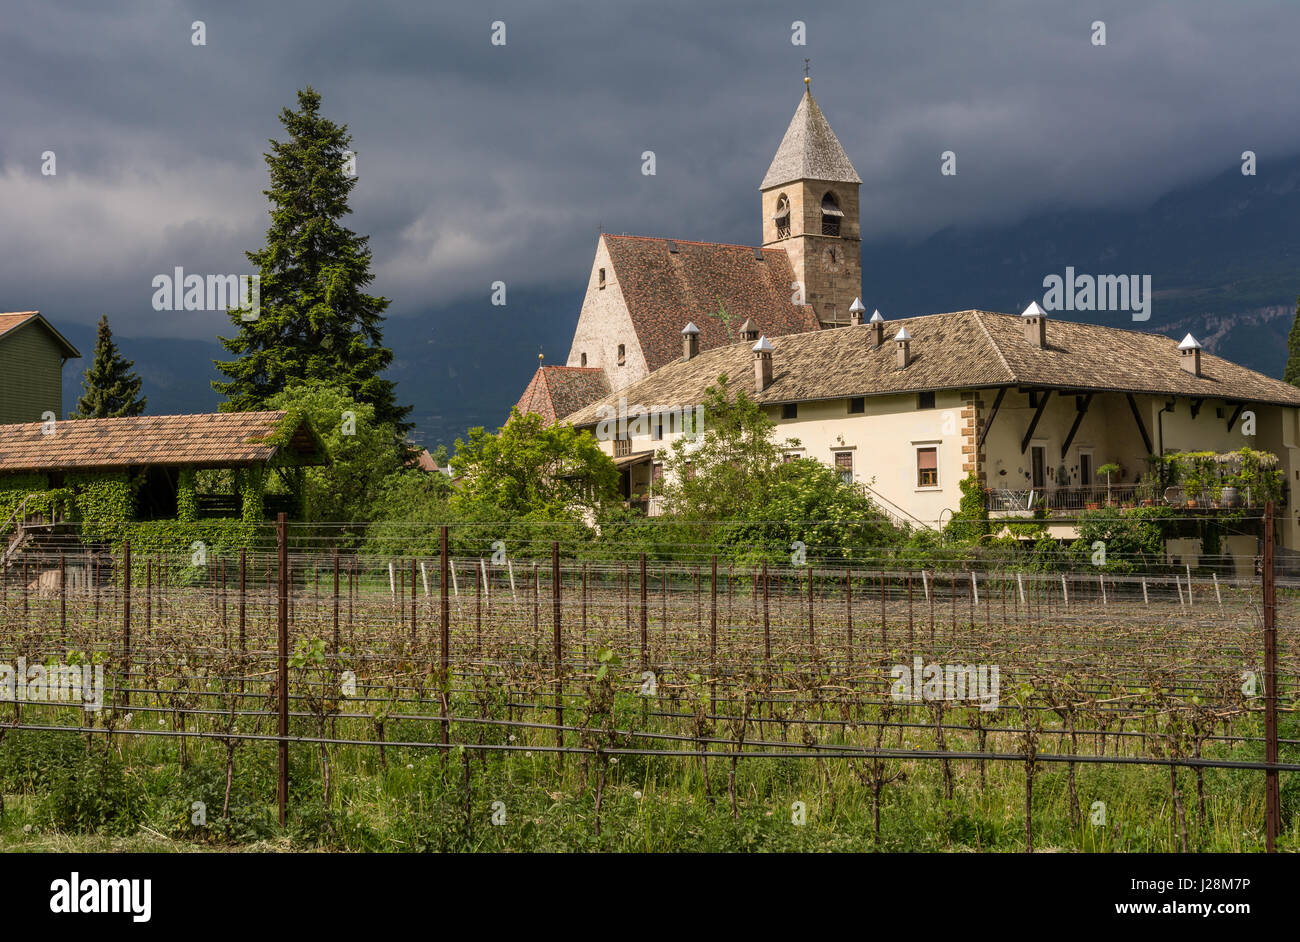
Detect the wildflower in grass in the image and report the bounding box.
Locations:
[633,790,643,800]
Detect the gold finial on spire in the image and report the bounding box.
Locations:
[538,347,544,364]
[804,58,810,86]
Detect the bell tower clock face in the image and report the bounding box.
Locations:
[822,245,844,274]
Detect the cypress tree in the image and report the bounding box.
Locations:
[1286,293,1300,388]
[70,315,146,419]
[214,86,411,432]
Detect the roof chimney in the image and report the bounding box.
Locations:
[740,318,759,343]
[849,297,866,326]
[1021,301,1047,348]
[1178,333,1202,376]
[753,335,774,392]
[682,321,700,360]
[871,309,886,347]
[895,326,912,369]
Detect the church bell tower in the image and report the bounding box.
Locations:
[760,77,862,328]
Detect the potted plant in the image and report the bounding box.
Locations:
[1097,463,1120,507]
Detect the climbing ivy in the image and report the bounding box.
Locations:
[176,467,198,523]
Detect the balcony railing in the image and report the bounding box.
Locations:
[627,495,665,517]
[987,483,1283,514]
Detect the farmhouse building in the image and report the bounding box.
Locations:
[0,311,81,424]
[562,307,1300,568]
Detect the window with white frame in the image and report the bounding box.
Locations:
[916,446,939,488]
[834,451,854,485]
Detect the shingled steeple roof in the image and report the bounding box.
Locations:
[761,87,861,190]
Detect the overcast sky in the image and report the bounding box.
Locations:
[3,0,1300,343]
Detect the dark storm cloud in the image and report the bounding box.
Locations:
[2,0,1299,340]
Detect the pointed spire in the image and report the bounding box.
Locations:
[1178,333,1202,350]
[1021,301,1047,318]
[752,335,774,353]
[761,88,861,190]
[869,309,884,324]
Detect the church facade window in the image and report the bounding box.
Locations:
[598,268,606,289]
[821,191,842,236]
[617,344,626,366]
[773,194,790,239]
[580,352,587,366]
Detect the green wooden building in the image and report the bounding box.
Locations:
[0,311,81,424]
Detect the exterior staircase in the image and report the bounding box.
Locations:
[1,494,64,571]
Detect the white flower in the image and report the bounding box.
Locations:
[508,734,516,742]
[158,719,165,726]
[23,824,32,834]
[525,751,533,758]
[609,757,618,765]
[123,713,133,723]
[406,763,414,770]
[633,790,642,800]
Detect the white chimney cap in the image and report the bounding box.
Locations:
[752,335,773,353]
[1178,333,1202,350]
[681,321,700,335]
[869,309,884,324]
[849,297,866,315]
[1021,301,1047,318]
[894,327,912,342]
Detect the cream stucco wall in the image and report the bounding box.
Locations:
[565,237,649,392]
[589,384,1300,555]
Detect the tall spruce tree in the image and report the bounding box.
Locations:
[70,315,146,419]
[1286,293,1300,388]
[214,87,411,431]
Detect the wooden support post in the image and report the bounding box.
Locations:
[276,514,288,828]
[1263,501,1279,852]
[553,542,563,757]
[440,525,450,749]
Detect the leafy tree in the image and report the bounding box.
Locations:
[70,315,146,419]
[448,409,619,550]
[1287,293,1300,388]
[364,467,455,557]
[263,382,405,523]
[1068,506,1174,572]
[214,87,411,432]
[657,374,901,561]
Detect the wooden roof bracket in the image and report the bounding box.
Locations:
[1021,389,1051,454]
[1126,393,1153,455]
[978,386,1006,450]
[1061,392,1093,459]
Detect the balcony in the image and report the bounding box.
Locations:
[987,483,1283,515]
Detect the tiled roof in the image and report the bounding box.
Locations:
[603,235,820,373]
[0,411,325,473]
[0,312,39,337]
[0,311,81,358]
[515,366,612,425]
[412,448,442,473]
[563,311,1300,426]
[760,88,862,190]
